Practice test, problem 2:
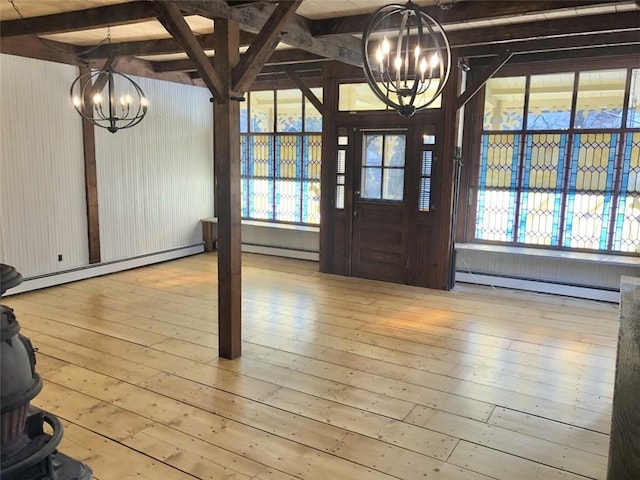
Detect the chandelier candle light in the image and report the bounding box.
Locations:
[70,29,148,133]
[70,67,148,133]
[362,0,451,117]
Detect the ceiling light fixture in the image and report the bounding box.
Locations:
[69,29,148,133]
[362,0,452,117]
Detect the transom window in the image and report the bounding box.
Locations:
[240,88,323,225]
[476,68,640,253]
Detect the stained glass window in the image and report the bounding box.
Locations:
[613,132,640,252]
[476,67,640,253]
[241,88,323,225]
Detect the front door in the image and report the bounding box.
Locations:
[351,130,408,283]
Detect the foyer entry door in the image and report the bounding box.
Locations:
[351,130,409,283]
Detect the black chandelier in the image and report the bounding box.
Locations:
[70,31,148,133]
[362,1,452,117]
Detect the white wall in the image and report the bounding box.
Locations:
[0,54,88,277]
[0,54,214,278]
[95,75,214,261]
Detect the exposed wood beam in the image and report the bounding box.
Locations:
[310,1,621,36]
[87,55,205,88]
[152,50,324,73]
[151,1,226,101]
[456,51,513,110]
[260,62,324,75]
[264,50,325,65]
[0,1,153,38]
[79,31,257,59]
[447,12,639,48]
[501,44,640,66]
[0,30,205,88]
[457,30,640,57]
[232,0,302,94]
[286,67,325,115]
[0,35,81,65]
[181,0,362,67]
[189,62,324,82]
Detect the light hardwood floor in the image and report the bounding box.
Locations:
[8,253,618,480]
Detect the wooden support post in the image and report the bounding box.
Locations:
[319,68,337,274]
[439,51,461,290]
[79,65,101,264]
[213,19,242,359]
[607,276,640,479]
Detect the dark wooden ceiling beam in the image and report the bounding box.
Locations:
[457,31,640,57]
[232,0,302,94]
[189,60,325,80]
[310,1,622,36]
[448,12,639,47]
[0,35,80,65]
[181,0,362,67]
[0,1,154,38]
[80,31,256,59]
[152,1,226,101]
[153,49,324,73]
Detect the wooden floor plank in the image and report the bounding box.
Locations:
[6,253,617,480]
[448,440,591,480]
[488,407,610,457]
[406,408,608,478]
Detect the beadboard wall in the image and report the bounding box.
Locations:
[0,54,88,277]
[0,54,214,278]
[95,75,214,262]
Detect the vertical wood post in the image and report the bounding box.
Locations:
[607,276,640,479]
[213,19,242,359]
[79,66,101,264]
[319,68,337,273]
[438,51,461,290]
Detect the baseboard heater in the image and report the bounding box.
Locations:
[455,270,620,303]
[4,244,204,296]
[240,243,319,262]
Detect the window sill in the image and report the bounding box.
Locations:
[455,243,640,267]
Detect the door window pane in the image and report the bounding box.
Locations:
[361,133,406,201]
[362,167,382,199]
[364,135,383,166]
[383,169,404,200]
[384,135,406,166]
